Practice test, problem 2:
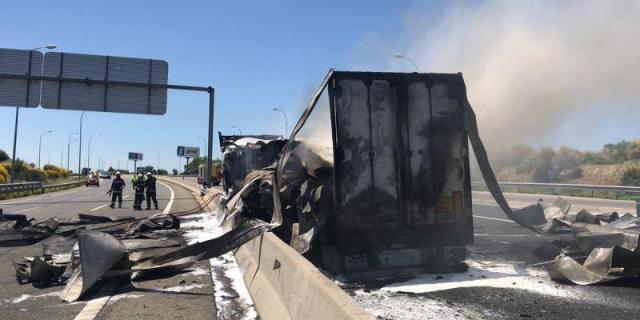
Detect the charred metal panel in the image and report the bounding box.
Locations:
[328,72,471,242]
[272,71,473,275]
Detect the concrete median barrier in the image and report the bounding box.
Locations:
[158,177,371,320]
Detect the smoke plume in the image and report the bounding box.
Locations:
[401,0,640,152]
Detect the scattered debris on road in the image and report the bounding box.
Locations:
[515,198,640,285]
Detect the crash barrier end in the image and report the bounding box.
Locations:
[159,177,370,320]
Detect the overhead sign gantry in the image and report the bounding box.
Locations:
[0,48,216,185]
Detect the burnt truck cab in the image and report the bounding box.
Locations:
[275,71,473,276]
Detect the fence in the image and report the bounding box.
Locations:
[0,181,83,198]
[472,181,640,200]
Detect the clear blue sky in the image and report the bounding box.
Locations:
[1,1,638,172]
[0,0,414,172]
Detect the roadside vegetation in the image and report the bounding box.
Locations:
[0,149,72,184]
[481,140,640,187]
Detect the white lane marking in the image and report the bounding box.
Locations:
[158,181,175,215]
[123,195,129,199]
[73,282,119,320]
[12,206,41,214]
[90,204,107,212]
[473,215,516,224]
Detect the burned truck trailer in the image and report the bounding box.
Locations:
[276,71,473,275]
[219,133,287,194]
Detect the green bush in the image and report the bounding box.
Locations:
[22,167,48,181]
[43,164,69,179]
[621,167,640,186]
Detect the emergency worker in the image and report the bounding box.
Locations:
[145,172,159,210]
[132,173,146,210]
[107,172,125,208]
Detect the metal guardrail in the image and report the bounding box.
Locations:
[472,181,640,199]
[0,181,83,197]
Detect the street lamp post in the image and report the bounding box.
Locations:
[67,132,79,172]
[272,108,288,138]
[393,54,420,72]
[77,111,86,178]
[38,130,53,168]
[10,44,57,182]
[87,131,101,169]
[60,145,65,167]
[231,126,242,135]
[198,136,207,159]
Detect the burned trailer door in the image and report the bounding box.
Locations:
[323,72,472,275]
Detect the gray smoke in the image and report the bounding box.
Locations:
[400,0,640,152]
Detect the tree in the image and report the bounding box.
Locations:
[621,167,640,186]
[603,141,629,163]
[0,149,9,162]
[141,166,157,174]
[172,169,178,175]
[553,146,581,172]
[626,141,640,160]
[157,169,169,175]
[183,157,205,174]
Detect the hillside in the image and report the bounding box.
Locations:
[482,140,640,186]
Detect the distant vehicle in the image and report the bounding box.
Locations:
[98,171,111,179]
[198,164,221,186]
[81,167,92,177]
[84,173,100,187]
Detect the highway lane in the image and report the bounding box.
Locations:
[0,176,204,221]
[352,195,640,320]
[0,178,217,320]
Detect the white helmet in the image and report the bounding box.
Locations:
[115,171,121,175]
[137,173,143,178]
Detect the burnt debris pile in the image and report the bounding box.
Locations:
[518,198,640,285]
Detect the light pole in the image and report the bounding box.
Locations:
[198,136,207,159]
[393,54,420,72]
[77,111,86,177]
[38,130,53,168]
[10,44,57,182]
[60,145,65,167]
[231,126,242,135]
[87,131,101,169]
[67,132,79,172]
[272,108,288,138]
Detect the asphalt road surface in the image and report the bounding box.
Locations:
[3,183,640,320]
[0,177,216,320]
[351,192,640,320]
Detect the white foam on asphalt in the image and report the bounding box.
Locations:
[107,294,144,302]
[352,289,473,320]
[182,209,258,320]
[158,284,205,293]
[5,291,63,304]
[382,259,571,298]
[210,254,259,320]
